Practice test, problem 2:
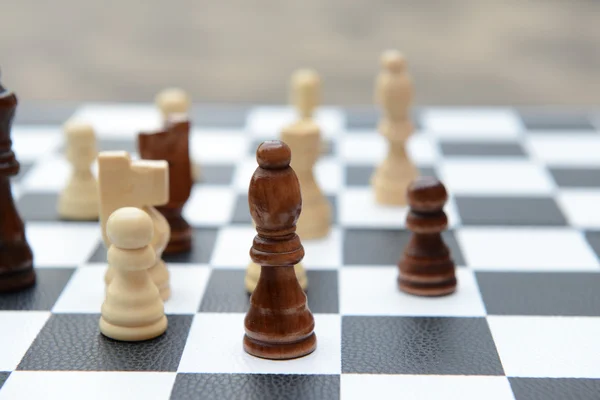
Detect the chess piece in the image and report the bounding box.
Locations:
[244,140,316,360]
[57,120,99,220]
[281,121,331,239]
[371,50,418,206]
[138,115,193,254]
[398,176,456,296]
[245,261,307,293]
[155,88,201,181]
[99,207,168,341]
[291,69,320,121]
[0,80,35,292]
[98,151,171,301]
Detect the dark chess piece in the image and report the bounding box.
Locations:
[244,140,317,360]
[0,80,36,292]
[398,176,456,296]
[138,114,193,253]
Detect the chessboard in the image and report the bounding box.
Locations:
[1,104,600,400]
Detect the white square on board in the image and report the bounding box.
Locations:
[233,158,258,193]
[52,265,210,315]
[190,130,249,164]
[458,227,599,271]
[0,371,176,400]
[184,186,236,226]
[314,156,343,195]
[341,375,515,400]
[526,134,600,166]
[20,153,70,192]
[557,190,600,228]
[11,126,62,162]
[340,133,438,166]
[177,313,340,374]
[488,315,600,378]
[438,159,555,195]
[26,223,100,267]
[421,108,523,139]
[338,188,460,228]
[71,103,160,138]
[210,226,256,268]
[340,267,485,317]
[301,227,342,269]
[0,311,50,370]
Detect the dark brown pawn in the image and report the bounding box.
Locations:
[398,176,456,296]
[0,80,35,292]
[244,140,316,360]
[138,114,193,253]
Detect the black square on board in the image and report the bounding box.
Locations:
[344,106,422,131]
[455,196,567,226]
[583,231,600,260]
[343,229,464,266]
[345,165,437,186]
[0,372,10,389]
[17,192,97,222]
[0,268,74,311]
[440,141,526,157]
[17,314,193,371]
[549,168,600,188]
[477,272,600,316]
[342,316,503,375]
[170,373,340,400]
[509,378,600,400]
[519,111,596,131]
[190,105,249,128]
[198,165,235,185]
[199,269,339,314]
[97,139,137,154]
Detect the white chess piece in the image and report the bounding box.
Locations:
[57,120,99,220]
[99,207,168,341]
[371,50,418,206]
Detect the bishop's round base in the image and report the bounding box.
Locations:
[398,274,457,297]
[99,315,168,342]
[0,267,36,292]
[245,262,308,293]
[243,332,317,360]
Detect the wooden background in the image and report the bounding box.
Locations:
[1,0,599,105]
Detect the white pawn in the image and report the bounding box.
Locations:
[57,120,99,220]
[100,207,167,342]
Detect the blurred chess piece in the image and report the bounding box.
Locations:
[371,50,418,206]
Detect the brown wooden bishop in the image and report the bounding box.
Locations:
[398,176,457,296]
[0,79,36,292]
[138,114,193,253]
[244,140,316,360]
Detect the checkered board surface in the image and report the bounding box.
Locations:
[1,104,600,400]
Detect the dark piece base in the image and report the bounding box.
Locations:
[398,274,457,297]
[243,332,317,360]
[163,228,193,254]
[0,267,36,292]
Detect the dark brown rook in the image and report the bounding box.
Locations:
[244,140,316,360]
[0,80,36,292]
[138,114,193,253]
[398,176,456,296]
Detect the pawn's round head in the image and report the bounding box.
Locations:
[107,207,154,250]
[155,87,190,117]
[407,176,447,212]
[256,140,291,170]
[381,50,406,73]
